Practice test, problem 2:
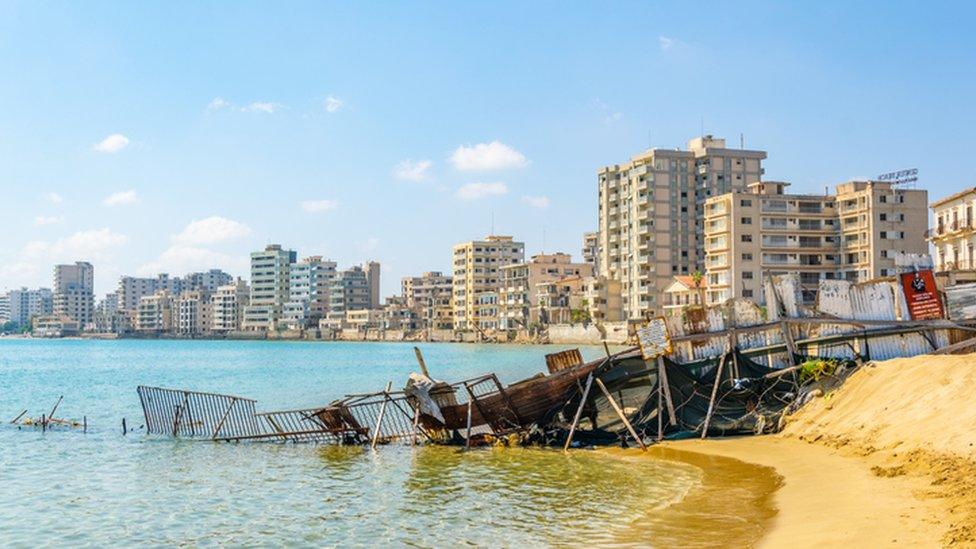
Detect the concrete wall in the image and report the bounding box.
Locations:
[548,321,631,345]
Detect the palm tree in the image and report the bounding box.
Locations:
[691,270,706,307]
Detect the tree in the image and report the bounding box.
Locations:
[691,270,707,307]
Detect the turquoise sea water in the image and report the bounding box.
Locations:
[0,340,769,547]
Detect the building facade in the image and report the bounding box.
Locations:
[5,287,54,328]
[401,271,454,331]
[582,231,599,271]
[497,253,594,330]
[928,187,976,272]
[703,180,928,305]
[597,136,766,320]
[53,261,95,326]
[136,291,175,333]
[451,235,525,330]
[242,244,297,331]
[212,279,250,332]
[284,256,337,329]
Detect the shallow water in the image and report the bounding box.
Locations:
[0,340,777,547]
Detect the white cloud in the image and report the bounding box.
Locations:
[242,102,282,114]
[34,215,64,226]
[103,190,139,207]
[0,261,40,280]
[137,245,247,277]
[361,237,379,253]
[173,216,252,245]
[659,36,675,50]
[206,97,232,112]
[301,199,339,213]
[393,159,432,182]
[456,182,508,201]
[25,228,129,262]
[325,95,343,113]
[594,98,623,124]
[450,141,528,171]
[92,133,130,153]
[44,192,63,204]
[521,195,550,209]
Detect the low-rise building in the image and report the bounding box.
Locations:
[582,276,624,322]
[533,275,589,325]
[498,253,594,330]
[401,271,453,331]
[663,276,708,317]
[928,187,976,272]
[176,290,212,336]
[33,315,80,337]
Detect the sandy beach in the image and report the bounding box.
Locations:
[668,354,976,547]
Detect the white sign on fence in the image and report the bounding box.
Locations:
[636,317,672,360]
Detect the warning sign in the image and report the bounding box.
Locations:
[636,317,672,360]
[900,270,944,320]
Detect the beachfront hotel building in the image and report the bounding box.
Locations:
[451,235,525,330]
[242,244,297,331]
[702,180,928,305]
[597,136,766,320]
[928,187,976,272]
[211,279,250,332]
[401,271,454,331]
[53,261,95,327]
[283,256,337,329]
[497,253,594,330]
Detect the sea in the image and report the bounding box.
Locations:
[0,339,778,547]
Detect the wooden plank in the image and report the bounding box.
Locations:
[563,372,594,451]
[656,357,676,426]
[413,346,430,378]
[594,378,646,451]
[701,351,729,439]
[211,398,237,439]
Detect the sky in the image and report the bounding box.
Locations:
[1,1,975,297]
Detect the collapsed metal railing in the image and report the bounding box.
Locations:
[137,372,522,444]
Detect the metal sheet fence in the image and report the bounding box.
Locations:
[137,386,262,439]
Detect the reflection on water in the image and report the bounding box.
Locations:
[0,340,778,547]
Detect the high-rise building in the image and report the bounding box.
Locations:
[401,271,454,331]
[929,187,976,272]
[329,266,371,315]
[242,244,297,331]
[212,279,250,332]
[183,270,234,293]
[498,253,594,330]
[5,287,53,328]
[0,294,10,325]
[452,235,525,330]
[703,180,928,306]
[136,291,175,333]
[363,261,381,309]
[582,231,599,271]
[118,274,182,311]
[53,261,95,326]
[284,256,337,329]
[597,136,766,320]
[176,290,212,336]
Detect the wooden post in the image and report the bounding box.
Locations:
[413,346,430,378]
[464,399,473,449]
[83,416,87,434]
[780,321,798,366]
[657,376,663,441]
[701,351,729,439]
[594,378,646,451]
[656,356,676,426]
[563,372,595,451]
[411,404,422,446]
[603,341,612,358]
[122,417,127,435]
[370,381,393,449]
[42,414,47,432]
[48,395,63,421]
[10,410,27,424]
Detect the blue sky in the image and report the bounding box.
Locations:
[2,2,974,296]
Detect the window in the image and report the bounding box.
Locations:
[741,217,752,225]
[741,234,753,243]
[743,271,754,280]
[879,213,887,221]
[742,289,754,298]
[740,199,753,207]
[742,253,753,261]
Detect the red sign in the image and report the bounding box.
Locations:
[900,270,944,320]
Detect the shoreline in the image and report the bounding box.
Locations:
[667,436,947,547]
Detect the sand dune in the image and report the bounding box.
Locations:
[675,353,976,547]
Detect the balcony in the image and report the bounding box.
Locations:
[705,237,729,252]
